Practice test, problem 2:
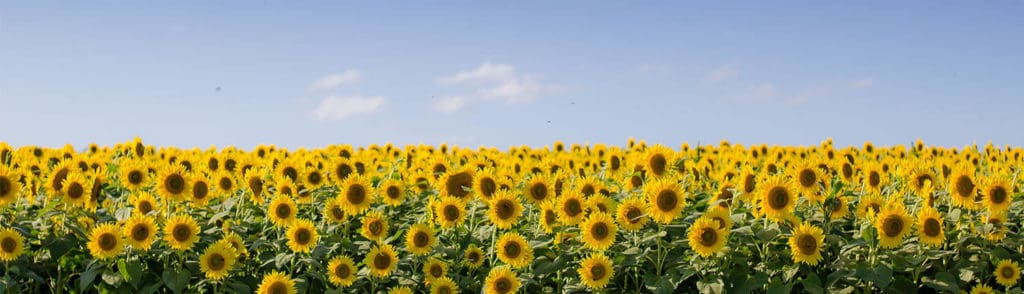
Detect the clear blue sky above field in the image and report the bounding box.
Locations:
[1,2,1022,150]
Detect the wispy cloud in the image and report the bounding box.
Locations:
[785,85,832,106]
[849,78,875,90]
[703,63,740,84]
[728,83,777,102]
[313,96,384,121]
[436,62,557,109]
[433,96,469,114]
[309,70,361,92]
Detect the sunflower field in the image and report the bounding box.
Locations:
[0,138,1021,294]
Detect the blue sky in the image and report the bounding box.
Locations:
[2,2,1022,150]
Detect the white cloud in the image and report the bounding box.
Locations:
[729,83,777,102]
[437,62,555,104]
[309,70,361,91]
[703,63,740,84]
[434,96,469,114]
[313,96,384,121]
[849,78,875,90]
[785,85,832,106]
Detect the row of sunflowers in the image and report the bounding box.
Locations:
[0,138,1020,293]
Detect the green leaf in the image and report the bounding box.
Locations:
[803,273,823,294]
[162,267,190,294]
[767,279,794,294]
[922,272,959,293]
[855,263,893,289]
[728,272,768,294]
[79,261,102,292]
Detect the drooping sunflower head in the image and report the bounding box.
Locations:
[199,241,237,281]
[580,212,618,252]
[87,223,124,260]
[916,207,944,247]
[0,227,25,262]
[577,253,614,290]
[256,271,296,294]
[687,217,728,258]
[487,190,523,229]
[123,214,157,251]
[643,179,686,224]
[326,255,357,287]
[994,259,1021,287]
[267,194,297,227]
[875,205,911,249]
[484,266,521,294]
[164,214,200,251]
[359,211,389,243]
[434,196,466,229]
[759,175,795,221]
[286,219,319,253]
[364,244,399,278]
[495,232,533,269]
[788,222,824,266]
[464,244,485,269]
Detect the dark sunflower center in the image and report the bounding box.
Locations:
[295,229,311,244]
[219,178,232,190]
[386,186,401,200]
[989,186,1008,204]
[768,186,790,209]
[480,178,497,197]
[368,221,382,235]
[916,174,934,189]
[283,167,298,181]
[51,169,69,191]
[610,156,621,170]
[868,203,881,215]
[346,185,366,205]
[841,163,853,179]
[131,225,150,241]
[649,154,667,176]
[868,172,880,187]
[207,253,226,270]
[192,182,209,200]
[743,175,756,193]
[268,281,288,294]
[590,264,607,280]
[955,175,974,198]
[630,175,643,188]
[429,264,443,278]
[1001,266,1015,279]
[717,189,733,207]
[496,200,515,219]
[335,164,352,180]
[530,183,548,201]
[330,206,345,220]
[1,237,17,253]
[494,277,512,293]
[67,182,85,199]
[127,171,144,185]
[591,222,610,240]
[656,190,678,212]
[172,225,192,242]
[798,169,817,188]
[138,201,153,214]
[544,209,557,225]
[373,252,391,269]
[274,204,292,219]
[796,234,817,255]
[165,174,185,194]
[98,233,117,251]
[335,263,351,278]
[626,207,642,223]
[307,172,322,185]
[504,242,521,258]
[882,215,904,237]
[249,178,263,197]
[413,231,429,247]
[467,251,481,263]
[565,199,582,216]
[699,228,717,246]
[713,217,728,229]
[443,205,460,222]
[445,172,473,198]
[923,218,941,237]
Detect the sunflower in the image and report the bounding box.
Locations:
[759,175,796,221]
[339,176,373,215]
[688,217,728,258]
[189,175,213,206]
[523,175,553,204]
[389,286,413,294]
[995,259,1021,287]
[789,222,824,266]
[487,190,523,229]
[223,232,248,260]
[554,191,586,226]
[164,214,200,251]
[587,194,617,215]
[123,214,157,251]
[0,227,25,262]
[983,212,1008,242]
[578,253,614,290]
[464,244,485,269]
[274,178,297,199]
[440,168,474,201]
[575,176,602,197]
[327,256,357,287]
[710,184,736,208]
[970,284,994,294]
[791,161,823,203]
[360,211,389,242]
[580,212,617,252]
[330,158,356,184]
[257,271,296,294]
[826,196,850,219]
[981,177,1012,212]
[495,232,533,269]
[429,277,458,294]
[267,194,297,227]
[286,219,319,253]
[45,161,73,198]
[199,241,237,281]
[300,166,326,190]
[916,207,944,247]
[87,223,124,260]
[244,169,266,203]
[473,168,500,201]
[947,167,977,209]
[434,196,466,229]
[484,266,520,294]
[861,162,886,194]
[158,164,190,201]
[704,206,733,229]
[907,164,937,197]
[403,223,436,256]
[616,197,649,231]
[0,167,22,207]
[323,197,347,224]
[61,172,92,207]
[539,201,559,233]
[213,171,235,196]
[644,179,685,224]
[378,179,406,206]
[644,145,673,178]
[364,244,399,278]
[875,205,911,248]
[855,193,885,220]
[423,257,448,282]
